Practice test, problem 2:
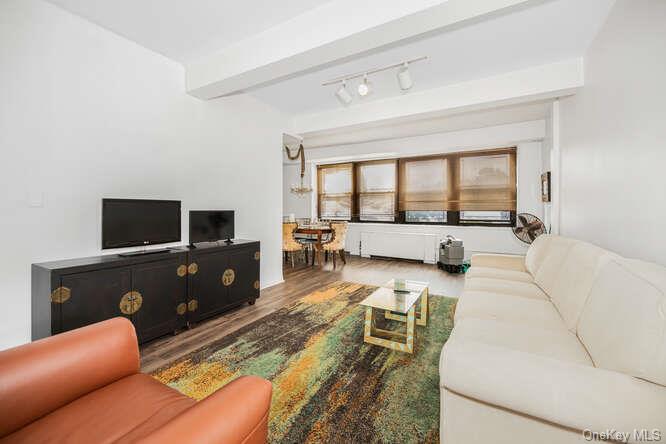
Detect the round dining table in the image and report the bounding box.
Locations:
[295,224,332,266]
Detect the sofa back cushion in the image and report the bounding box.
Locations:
[532,236,576,294]
[577,258,666,385]
[525,234,553,276]
[546,241,616,331]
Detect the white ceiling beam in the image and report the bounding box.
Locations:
[186,0,545,99]
[302,120,546,164]
[293,58,584,134]
[302,102,551,148]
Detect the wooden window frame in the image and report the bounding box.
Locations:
[316,147,517,227]
[355,159,398,223]
[317,163,354,221]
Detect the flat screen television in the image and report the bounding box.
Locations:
[102,199,181,249]
[189,210,235,244]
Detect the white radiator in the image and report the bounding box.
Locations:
[360,231,438,264]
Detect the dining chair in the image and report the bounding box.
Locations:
[320,221,348,269]
[293,218,314,247]
[318,219,334,243]
[282,222,305,268]
[294,218,320,263]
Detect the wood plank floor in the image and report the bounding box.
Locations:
[140,254,465,372]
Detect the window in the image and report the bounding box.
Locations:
[398,157,448,211]
[405,211,447,223]
[317,163,353,220]
[316,147,517,226]
[455,151,516,212]
[357,160,396,221]
[460,211,512,223]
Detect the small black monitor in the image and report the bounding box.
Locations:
[189,210,235,244]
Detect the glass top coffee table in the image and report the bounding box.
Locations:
[360,279,429,354]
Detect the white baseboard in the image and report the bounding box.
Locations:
[260,279,284,290]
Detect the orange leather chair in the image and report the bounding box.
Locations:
[0,318,272,444]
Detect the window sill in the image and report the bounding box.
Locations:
[347,221,514,229]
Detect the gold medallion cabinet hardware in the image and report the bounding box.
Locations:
[187,299,198,312]
[222,269,235,286]
[119,291,143,315]
[177,264,187,277]
[254,280,260,290]
[50,287,71,303]
[254,251,260,261]
[188,263,198,275]
[176,302,187,315]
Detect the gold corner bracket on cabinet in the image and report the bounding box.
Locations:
[177,264,187,277]
[221,269,235,286]
[176,302,187,315]
[254,251,260,261]
[188,263,198,275]
[51,286,71,303]
[254,280,260,290]
[187,299,198,312]
[119,291,143,315]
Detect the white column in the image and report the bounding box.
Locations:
[550,99,561,235]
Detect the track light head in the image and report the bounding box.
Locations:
[397,62,413,91]
[335,81,353,106]
[357,74,371,97]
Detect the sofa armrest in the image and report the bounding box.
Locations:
[0,318,139,437]
[137,376,272,444]
[440,340,666,442]
[470,253,526,271]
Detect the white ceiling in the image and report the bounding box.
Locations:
[45,0,332,64]
[252,0,614,114]
[45,0,614,117]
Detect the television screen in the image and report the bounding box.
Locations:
[102,199,181,249]
[189,211,234,243]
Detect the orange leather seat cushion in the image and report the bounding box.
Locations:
[1,374,195,444]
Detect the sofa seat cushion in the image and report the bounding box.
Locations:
[454,290,564,331]
[449,318,592,366]
[465,267,534,283]
[464,278,548,300]
[2,374,195,444]
[439,339,666,439]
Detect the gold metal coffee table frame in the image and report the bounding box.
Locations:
[360,280,429,354]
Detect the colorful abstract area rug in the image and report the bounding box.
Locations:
[152,281,456,444]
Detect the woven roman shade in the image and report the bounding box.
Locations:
[398,156,449,211]
[317,163,353,220]
[451,148,516,211]
[317,147,516,220]
[357,159,396,221]
[398,148,516,212]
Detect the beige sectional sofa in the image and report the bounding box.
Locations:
[439,235,666,444]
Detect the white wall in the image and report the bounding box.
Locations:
[284,120,546,257]
[0,0,288,349]
[559,0,666,265]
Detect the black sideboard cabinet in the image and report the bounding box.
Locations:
[32,240,260,344]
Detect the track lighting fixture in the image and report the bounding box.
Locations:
[357,74,371,97]
[323,56,426,106]
[397,62,413,91]
[335,81,353,106]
